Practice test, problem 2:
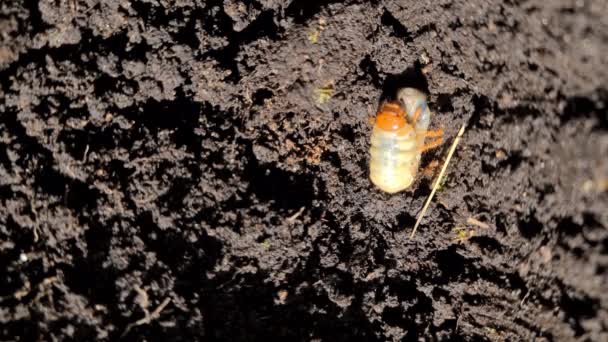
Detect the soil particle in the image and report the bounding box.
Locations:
[1,0,607,341]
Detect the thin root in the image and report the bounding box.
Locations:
[122,286,172,338]
[409,123,466,239]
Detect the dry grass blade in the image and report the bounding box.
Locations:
[409,123,466,239]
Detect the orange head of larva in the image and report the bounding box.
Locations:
[376,102,407,131]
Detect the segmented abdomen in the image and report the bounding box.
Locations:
[369,124,420,193]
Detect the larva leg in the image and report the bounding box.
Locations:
[421,159,441,178]
[418,137,444,152]
[418,128,444,138]
[411,107,423,124]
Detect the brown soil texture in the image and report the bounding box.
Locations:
[1,0,608,341]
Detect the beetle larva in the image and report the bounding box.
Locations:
[369,88,444,193]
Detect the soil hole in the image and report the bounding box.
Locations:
[252,88,273,105]
[380,9,412,40]
[392,212,415,232]
[435,247,467,282]
[517,214,543,239]
[246,163,316,211]
[561,92,608,130]
[382,306,405,326]
[380,66,429,104]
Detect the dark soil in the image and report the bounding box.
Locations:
[1,0,607,341]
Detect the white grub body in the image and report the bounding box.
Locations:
[369,126,419,193]
[369,88,432,193]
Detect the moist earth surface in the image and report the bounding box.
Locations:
[1,0,607,341]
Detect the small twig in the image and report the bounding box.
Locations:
[13,280,31,300]
[466,216,490,229]
[1,276,59,303]
[82,144,89,162]
[134,285,149,312]
[144,297,171,323]
[410,123,466,239]
[286,207,305,223]
[454,305,464,336]
[520,290,530,307]
[29,198,40,243]
[33,276,59,303]
[122,286,171,338]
